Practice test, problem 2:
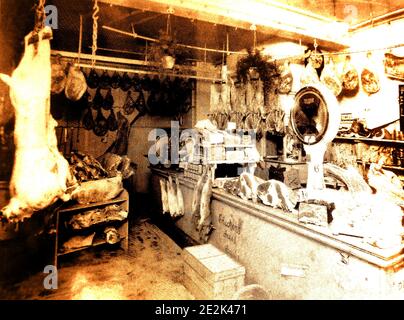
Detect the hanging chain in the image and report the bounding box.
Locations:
[34,0,46,33]
[91,0,100,69]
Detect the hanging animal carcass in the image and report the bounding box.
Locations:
[0,28,76,222]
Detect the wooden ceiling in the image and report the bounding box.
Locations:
[273,0,404,23]
[2,0,404,66]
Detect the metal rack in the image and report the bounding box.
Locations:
[51,50,223,82]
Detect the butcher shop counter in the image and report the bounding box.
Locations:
[150,168,404,299]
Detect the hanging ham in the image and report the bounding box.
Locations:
[341,55,359,93]
[51,55,67,94]
[320,57,342,96]
[361,53,380,95]
[300,61,320,87]
[120,72,132,92]
[192,167,207,219]
[93,87,103,110]
[167,176,178,217]
[65,65,87,101]
[93,109,109,137]
[110,71,121,89]
[197,170,213,232]
[160,179,169,214]
[99,70,110,89]
[176,176,184,218]
[105,111,130,156]
[82,107,95,130]
[102,88,114,111]
[278,61,293,94]
[107,109,118,132]
[0,27,76,221]
[123,91,135,115]
[86,69,99,89]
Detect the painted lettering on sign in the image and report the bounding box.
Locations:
[218,214,243,235]
[218,214,243,257]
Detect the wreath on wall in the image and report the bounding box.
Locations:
[236,48,278,85]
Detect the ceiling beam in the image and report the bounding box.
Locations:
[99,0,350,50]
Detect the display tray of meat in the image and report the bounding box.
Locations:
[68,152,108,183]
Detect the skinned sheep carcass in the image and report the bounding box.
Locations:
[0,28,76,222]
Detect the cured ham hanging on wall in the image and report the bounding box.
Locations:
[51,55,67,94]
[361,52,380,95]
[340,55,359,95]
[65,65,87,101]
[320,57,342,96]
[384,51,404,81]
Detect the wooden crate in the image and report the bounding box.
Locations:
[183,244,245,300]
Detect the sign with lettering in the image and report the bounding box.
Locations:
[217,214,243,258]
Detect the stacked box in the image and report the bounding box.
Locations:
[226,150,245,162]
[204,145,226,162]
[183,244,245,300]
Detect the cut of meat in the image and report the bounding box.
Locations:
[65,65,87,101]
[160,179,169,213]
[278,61,293,94]
[102,88,114,111]
[324,163,372,194]
[0,27,76,221]
[361,69,380,94]
[93,109,109,137]
[176,176,184,218]
[86,69,99,89]
[320,57,342,96]
[198,171,212,230]
[71,175,123,204]
[99,71,110,89]
[341,55,359,92]
[300,61,320,87]
[123,91,135,115]
[167,175,178,217]
[361,53,380,95]
[120,72,132,92]
[238,173,264,203]
[106,111,130,156]
[82,107,95,130]
[257,180,298,212]
[68,204,128,230]
[51,56,66,94]
[93,88,103,110]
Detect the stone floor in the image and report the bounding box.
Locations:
[0,219,195,300]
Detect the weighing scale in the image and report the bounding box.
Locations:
[290,84,340,198]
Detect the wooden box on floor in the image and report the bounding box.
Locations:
[183,244,245,300]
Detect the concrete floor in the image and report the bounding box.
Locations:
[0,219,195,300]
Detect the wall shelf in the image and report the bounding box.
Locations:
[334,136,404,146]
[357,160,404,172]
[54,190,129,266]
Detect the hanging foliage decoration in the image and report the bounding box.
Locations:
[236,48,278,85]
